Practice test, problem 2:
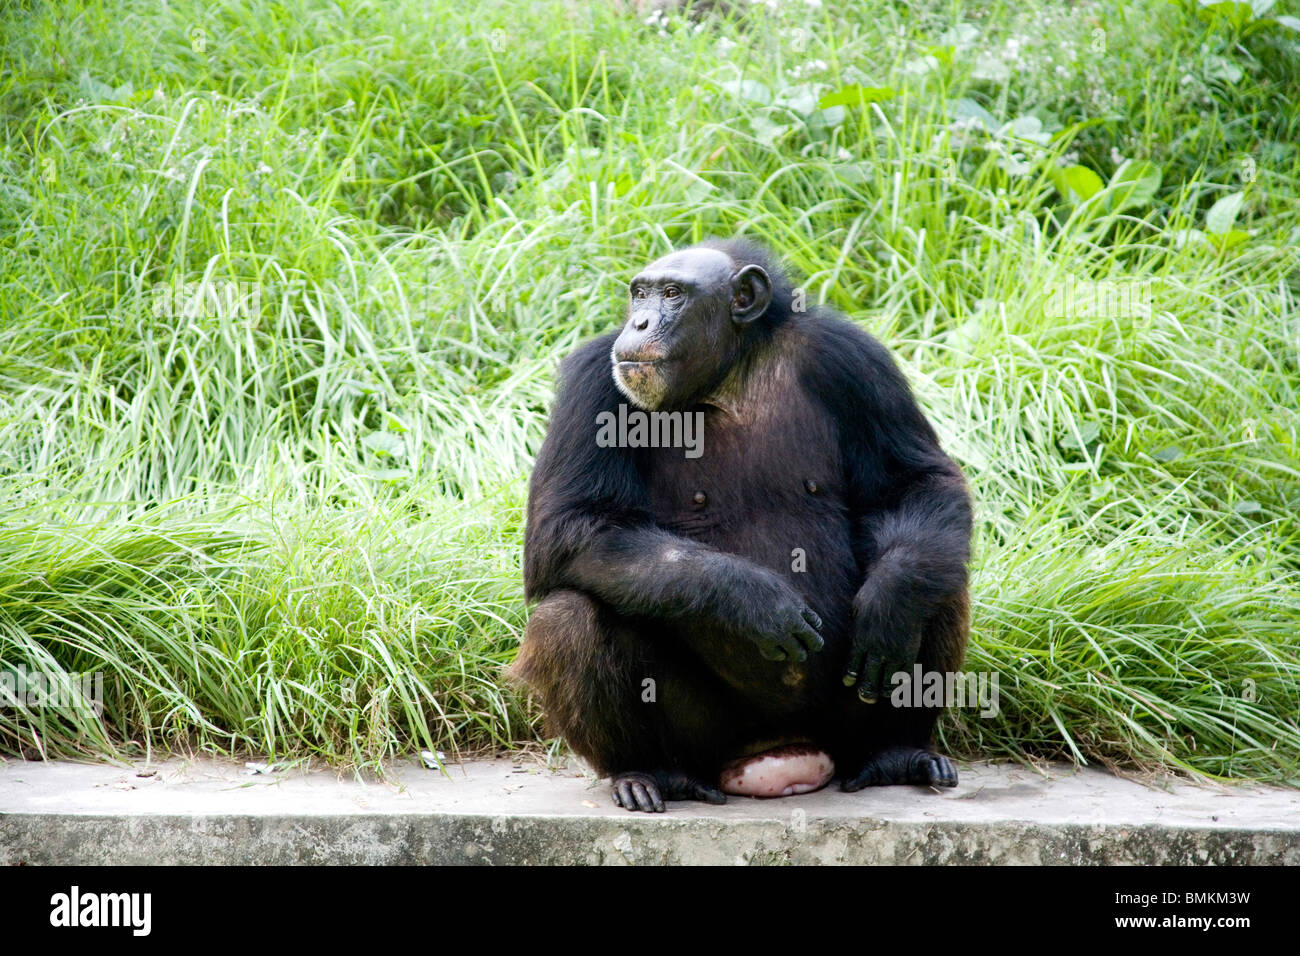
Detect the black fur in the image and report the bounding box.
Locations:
[511,238,972,811]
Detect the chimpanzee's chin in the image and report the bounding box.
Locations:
[613,364,668,410]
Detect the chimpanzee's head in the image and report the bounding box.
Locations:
[611,241,790,410]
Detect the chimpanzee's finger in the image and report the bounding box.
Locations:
[843,638,867,687]
[795,620,824,655]
[857,650,886,703]
[780,633,808,662]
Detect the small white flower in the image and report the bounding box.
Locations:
[790,59,828,79]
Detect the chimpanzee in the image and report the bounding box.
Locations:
[510,237,972,812]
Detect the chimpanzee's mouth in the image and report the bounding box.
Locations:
[615,359,663,371]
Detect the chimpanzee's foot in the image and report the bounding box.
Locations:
[841,746,958,791]
[610,770,728,813]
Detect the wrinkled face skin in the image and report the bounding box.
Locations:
[612,248,772,410]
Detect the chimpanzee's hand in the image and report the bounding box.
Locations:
[843,617,922,703]
[742,578,824,663]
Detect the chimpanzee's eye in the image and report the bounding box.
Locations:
[633,286,647,299]
[664,286,680,299]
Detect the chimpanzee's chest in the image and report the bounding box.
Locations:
[641,397,858,610]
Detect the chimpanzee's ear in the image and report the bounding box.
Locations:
[730,264,772,324]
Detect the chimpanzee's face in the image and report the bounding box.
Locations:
[612,248,771,410]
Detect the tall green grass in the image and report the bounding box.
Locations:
[1,0,1297,782]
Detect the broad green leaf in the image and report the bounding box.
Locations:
[972,54,1011,82]
[775,83,820,117]
[1207,228,1250,251]
[1003,115,1051,144]
[947,98,998,131]
[1102,160,1162,213]
[749,113,791,147]
[1062,165,1104,200]
[361,431,406,459]
[818,85,896,110]
[1204,54,1243,84]
[720,79,772,105]
[1051,165,1104,204]
[1196,1,1255,28]
[1205,191,1245,233]
[1059,421,1102,451]
[811,105,847,130]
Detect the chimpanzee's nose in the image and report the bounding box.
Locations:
[632,315,650,331]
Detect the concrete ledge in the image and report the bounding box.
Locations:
[2,757,1297,865]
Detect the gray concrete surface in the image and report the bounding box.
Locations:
[2,756,1297,864]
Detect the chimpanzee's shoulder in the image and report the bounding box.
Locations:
[793,310,909,396]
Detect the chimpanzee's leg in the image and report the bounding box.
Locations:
[833,593,969,790]
[509,589,737,811]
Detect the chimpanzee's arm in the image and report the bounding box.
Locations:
[804,317,972,699]
[524,336,823,662]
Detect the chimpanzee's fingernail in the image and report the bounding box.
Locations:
[858,689,877,704]
[842,672,858,687]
